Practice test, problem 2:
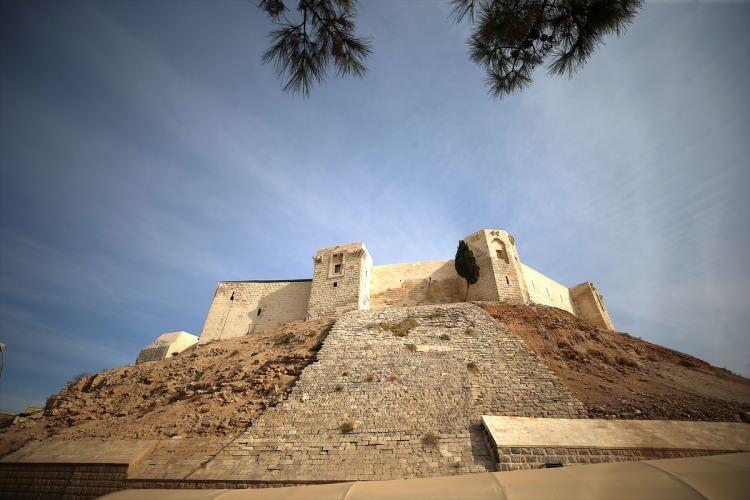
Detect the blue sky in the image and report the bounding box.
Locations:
[1,1,748,413]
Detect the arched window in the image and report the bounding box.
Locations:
[492,239,510,264]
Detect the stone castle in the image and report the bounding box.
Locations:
[198,229,615,344]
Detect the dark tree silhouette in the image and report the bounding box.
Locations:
[257,0,372,96]
[450,0,643,97]
[455,240,480,300]
[257,0,643,98]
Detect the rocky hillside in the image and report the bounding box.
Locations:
[0,318,334,457]
[481,302,750,422]
[3,301,748,460]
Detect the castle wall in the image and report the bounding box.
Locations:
[191,303,587,482]
[199,280,311,343]
[463,231,501,302]
[370,260,463,308]
[307,242,372,318]
[521,264,576,314]
[569,282,616,331]
[194,229,616,342]
[463,230,529,304]
[136,331,198,364]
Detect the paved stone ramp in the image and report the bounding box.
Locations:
[190,303,587,482]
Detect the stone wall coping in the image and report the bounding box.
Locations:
[219,279,312,284]
[482,416,750,451]
[0,439,159,466]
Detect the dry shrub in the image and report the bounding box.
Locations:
[382,317,418,337]
[340,420,355,433]
[424,310,445,319]
[422,432,439,446]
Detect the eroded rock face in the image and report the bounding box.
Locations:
[193,303,587,482]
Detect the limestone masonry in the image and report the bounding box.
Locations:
[199,229,614,343]
[135,331,198,364]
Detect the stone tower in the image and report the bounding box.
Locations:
[306,241,373,318]
[462,229,529,304]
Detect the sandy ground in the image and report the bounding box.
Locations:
[480,302,750,422]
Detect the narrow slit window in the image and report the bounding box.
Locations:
[257,308,262,316]
[505,276,510,285]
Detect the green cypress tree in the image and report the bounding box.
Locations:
[455,240,480,300]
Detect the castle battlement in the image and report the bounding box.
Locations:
[198,229,615,343]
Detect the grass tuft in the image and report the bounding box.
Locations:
[422,432,440,446]
[341,420,355,433]
[379,317,419,337]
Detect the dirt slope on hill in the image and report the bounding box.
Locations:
[480,302,750,422]
[0,318,334,457]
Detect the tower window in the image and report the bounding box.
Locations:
[505,276,510,285]
[333,281,338,288]
[257,308,262,316]
[492,239,510,264]
[230,291,235,301]
[330,253,344,276]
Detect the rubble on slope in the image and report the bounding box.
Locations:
[480,302,750,423]
[0,318,334,457]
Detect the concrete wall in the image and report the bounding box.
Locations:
[569,282,615,330]
[483,415,750,471]
[307,242,372,318]
[521,264,576,314]
[199,280,311,343]
[370,260,463,309]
